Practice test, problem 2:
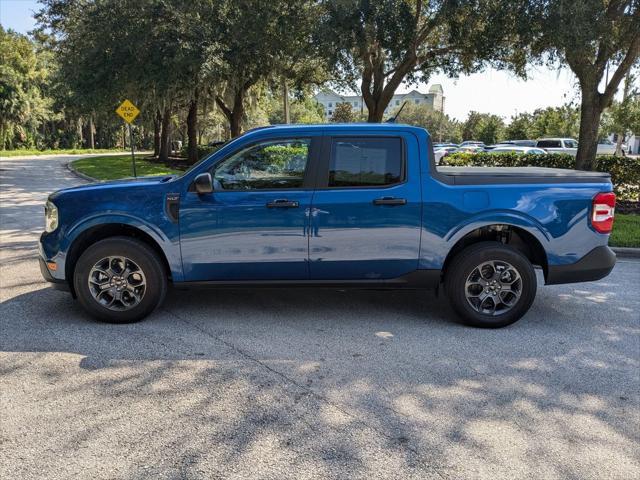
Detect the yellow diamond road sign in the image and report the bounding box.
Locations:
[116,99,140,124]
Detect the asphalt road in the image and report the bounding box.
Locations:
[1,154,639,480]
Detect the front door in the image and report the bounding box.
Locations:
[308,134,422,280]
[180,137,317,281]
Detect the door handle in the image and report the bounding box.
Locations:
[373,197,407,206]
[266,199,299,208]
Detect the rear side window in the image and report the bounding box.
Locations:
[537,140,561,148]
[328,137,403,187]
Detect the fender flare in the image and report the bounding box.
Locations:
[445,210,550,247]
[64,213,183,281]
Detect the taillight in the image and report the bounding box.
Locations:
[591,192,616,233]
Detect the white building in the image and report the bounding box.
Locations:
[314,84,444,119]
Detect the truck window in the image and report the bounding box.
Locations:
[563,139,578,148]
[537,140,561,148]
[212,139,310,190]
[328,137,403,187]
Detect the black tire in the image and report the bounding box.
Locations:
[73,236,167,323]
[444,241,537,328]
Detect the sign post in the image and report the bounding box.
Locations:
[115,99,141,177]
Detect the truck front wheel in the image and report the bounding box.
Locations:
[73,237,167,323]
[444,242,537,328]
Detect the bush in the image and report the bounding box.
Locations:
[179,144,219,161]
[442,153,640,200]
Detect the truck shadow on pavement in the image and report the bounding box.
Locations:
[1,273,639,479]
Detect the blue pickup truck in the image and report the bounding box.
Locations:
[40,124,617,327]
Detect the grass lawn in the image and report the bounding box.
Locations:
[610,213,640,248]
[1,148,127,157]
[70,155,182,180]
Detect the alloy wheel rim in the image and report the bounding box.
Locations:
[88,256,146,311]
[464,260,522,316]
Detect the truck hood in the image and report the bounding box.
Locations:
[49,175,176,199]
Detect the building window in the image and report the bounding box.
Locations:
[328,110,333,116]
[396,100,400,106]
[328,102,333,107]
[415,99,420,104]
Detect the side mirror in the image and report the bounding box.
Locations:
[193,172,213,194]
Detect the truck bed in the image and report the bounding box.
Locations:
[435,166,611,185]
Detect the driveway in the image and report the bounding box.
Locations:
[1,154,639,479]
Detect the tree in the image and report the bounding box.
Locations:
[504,113,534,140]
[330,102,355,122]
[267,95,324,124]
[392,102,460,142]
[0,27,53,149]
[461,111,484,141]
[528,104,580,139]
[523,0,640,169]
[602,66,640,154]
[318,0,523,122]
[206,0,322,137]
[460,111,505,144]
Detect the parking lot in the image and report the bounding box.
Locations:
[1,154,639,479]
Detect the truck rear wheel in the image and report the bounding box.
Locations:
[73,237,167,323]
[444,241,537,328]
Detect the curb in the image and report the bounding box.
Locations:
[66,161,97,182]
[611,247,640,259]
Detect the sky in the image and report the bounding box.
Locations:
[1,0,584,121]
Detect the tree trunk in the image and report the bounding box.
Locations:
[159,107,171,163]
[89,114,95,149]
[575,91,602,171]
[615,134,625,156]
[365,102,386,123]
[187,92,199,164]
[361,51,415,123]
[615,71,633,157]
[153,109,161,157]
[198,95,208,144]
[77,117,84,146]
[216,89,245,138]
[282,77,290,124]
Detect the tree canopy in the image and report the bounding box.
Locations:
[2,0,638,170]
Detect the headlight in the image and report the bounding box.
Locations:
[45,201,58,232]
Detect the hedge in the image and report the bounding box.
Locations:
[179,144,219,160]
[442,153,640,201]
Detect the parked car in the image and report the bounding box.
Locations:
[40,124,616,328]
[596,138,628,155]
[596,138,617,155]
[434,146,459,164]
[486,141,538,150]
[507,140,537,147]
[434,143,459,149]
[536,138,578,155]
[490,146,548,155]
[458,145,485,153]
[460,141,486,147]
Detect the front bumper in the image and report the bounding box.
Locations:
[38,257,69,291]
[546,246,616,285]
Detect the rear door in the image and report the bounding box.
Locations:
[308,133,422,280]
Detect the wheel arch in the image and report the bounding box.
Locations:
[65,223,174,296]
[442,223,549,281]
